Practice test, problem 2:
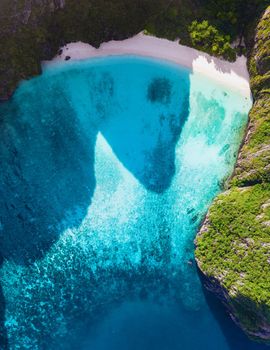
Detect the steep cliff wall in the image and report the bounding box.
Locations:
[0,0,67,99]
[1,0,270,344]
[0,0,267,101]
[195,6,270,343]
[0,0,170,100]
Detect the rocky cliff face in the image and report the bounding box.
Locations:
[1,0,270,344]
[195,6,270,344]
[0,0,168,100]
[0,0,65,31]
[0,0,64,100]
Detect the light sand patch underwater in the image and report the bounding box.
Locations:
[0,56,254,349]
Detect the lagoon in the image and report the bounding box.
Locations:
[0,56,264,349]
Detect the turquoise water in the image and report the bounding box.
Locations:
[0,56,265,349]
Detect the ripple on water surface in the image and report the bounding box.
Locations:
[0,56,263,350]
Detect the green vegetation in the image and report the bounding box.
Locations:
[196,6,270,341]
[200,0,269,38]
[231,94,270,187]
[1,0,269,99]
[197,185,270,339]
[0,0,270,343]
[196,185,270,326]
[188,20,236,61]
[233,6,270,188]
[144,0,268,60]
[144,0,200,43]
[0,0,168,100]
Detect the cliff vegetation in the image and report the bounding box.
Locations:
[0,0,269,100]
[196,6,270,342]
[0,0,270,344]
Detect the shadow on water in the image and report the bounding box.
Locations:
[0,74,99,349]
[0,57,191,347]
[0,56,263,350]
[0,258,8,350]
[100,72,190,193]
[0,59,190,262]
[0,85,97,265]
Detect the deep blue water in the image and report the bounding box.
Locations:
[0,56,267,349]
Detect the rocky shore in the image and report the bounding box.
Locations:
[0,0,270,345]
[195,6,270,344]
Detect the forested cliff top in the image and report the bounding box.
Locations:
[0,0,268,100]
[0,0,270,345]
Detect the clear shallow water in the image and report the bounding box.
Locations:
[0,56,265,349]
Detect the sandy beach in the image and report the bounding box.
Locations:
[44,32,251,97]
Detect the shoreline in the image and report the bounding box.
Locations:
[43,32,251,97]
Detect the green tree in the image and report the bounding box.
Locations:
[188,20,236,60]
[200,0,269,39]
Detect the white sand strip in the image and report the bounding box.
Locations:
[43,32,251,97]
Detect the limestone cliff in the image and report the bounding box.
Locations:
[195,6,270,343]
[0,0,266,101]
[0,0,168,100]
[0,0,65,100]
[1,0,270,344]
